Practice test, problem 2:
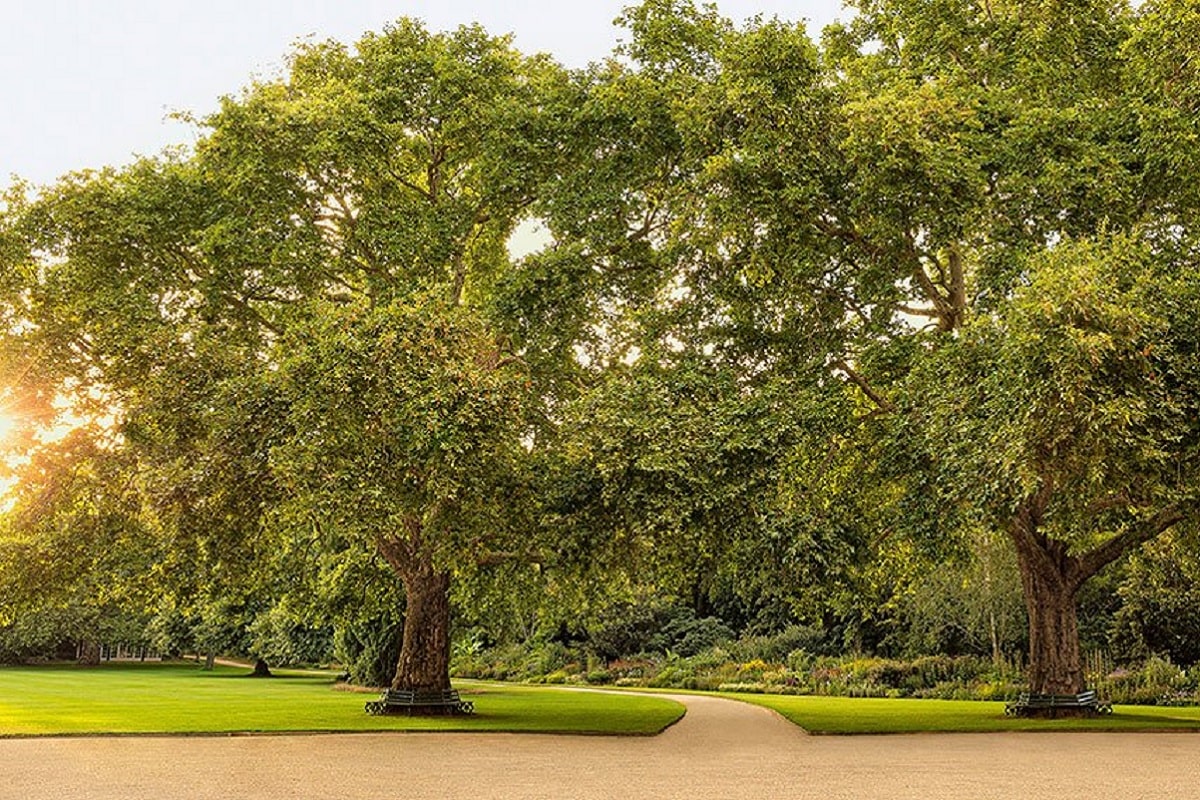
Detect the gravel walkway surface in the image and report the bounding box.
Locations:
[4,692,1198,799]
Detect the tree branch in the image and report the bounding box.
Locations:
[947,246,967,325]
[897,303,942,319]
[812,217,885,259]
[216,290,284,337]
[909,255,954,318]
[834,359,895,413]
[1073,505,1189,587]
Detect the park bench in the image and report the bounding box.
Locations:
[365,688,475,716]
[1004,690,1112,717]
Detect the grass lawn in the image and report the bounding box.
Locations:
[0,662,683,737]
[729,693,1200,734]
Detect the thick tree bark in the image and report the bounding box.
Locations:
[250,658,273,678]
[1016,549,1085,695]
[391,562,452,692]
[1008,494,1088,710]
[375,520,455,695]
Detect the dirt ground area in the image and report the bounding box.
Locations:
[4,693,1198,799]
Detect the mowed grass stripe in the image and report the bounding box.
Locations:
[730,693,1200,734]
[0,663,684,736]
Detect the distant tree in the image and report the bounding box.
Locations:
[896,528,1027,664]
[0,430,162,663]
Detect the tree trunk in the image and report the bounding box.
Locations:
[391,564,452,692]
[989,608,1002,670]
[1009,509,1088,714]
[1004,494,1189,718]
[204,651,216,671]
[1018,552,1084,695]
[250,658,273,678]
[78,640,101,666]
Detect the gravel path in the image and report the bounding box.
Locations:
[4,692,1198,799]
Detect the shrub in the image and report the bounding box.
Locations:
[334,618,402,687]
[587,601,732,660]
[453,628,1193,706]
[664,615,734,657]
[1159,689,1199,707]
[585,669,613,684]
[249,607,334,667]
[587,602,672,660]
[1096,655,1190,704]
[542,669,572,685]
[717,682,768,693]
[731,625,829,663]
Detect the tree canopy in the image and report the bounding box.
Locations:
[1,1,1197,705]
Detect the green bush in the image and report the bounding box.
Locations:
[0,608,81,663]
[585,669,613,684]
[587,602,672,660]
[1095,655,1191,704]
[717,681,768,693]
[249,607,334,667]
[730,625,828,662]
[333,617,403,687]
[664,615,734,657]
[586,601,732,660]
[448,630,1195,706]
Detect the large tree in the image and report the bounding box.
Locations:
[0,20,571,693]
[905,235,1200,694]
[530,0,1200,701]
[273,297,533,691]
[814,0,1200,698]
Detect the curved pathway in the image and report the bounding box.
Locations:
[3,692,1197,799]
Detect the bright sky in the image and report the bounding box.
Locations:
[2,1,846,187]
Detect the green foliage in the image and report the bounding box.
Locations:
[728,625,834,663]
[1088,653,1200,706]
[456,630,1200,710]
[585,600,732,661]
[893,530,1027,658]
[247,606,334,668]
[333,618,404,687]
[0,431,164,661]
[1112,531,1200,666]
[451,640,577,683]
[143,607,195,658]
[273,297,532,572]
[907,235,1200,552]
[0,608,82,664]
[192,599,253,660]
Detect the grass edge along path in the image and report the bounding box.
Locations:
[0,662,684,738]
[725,692,1200,734]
